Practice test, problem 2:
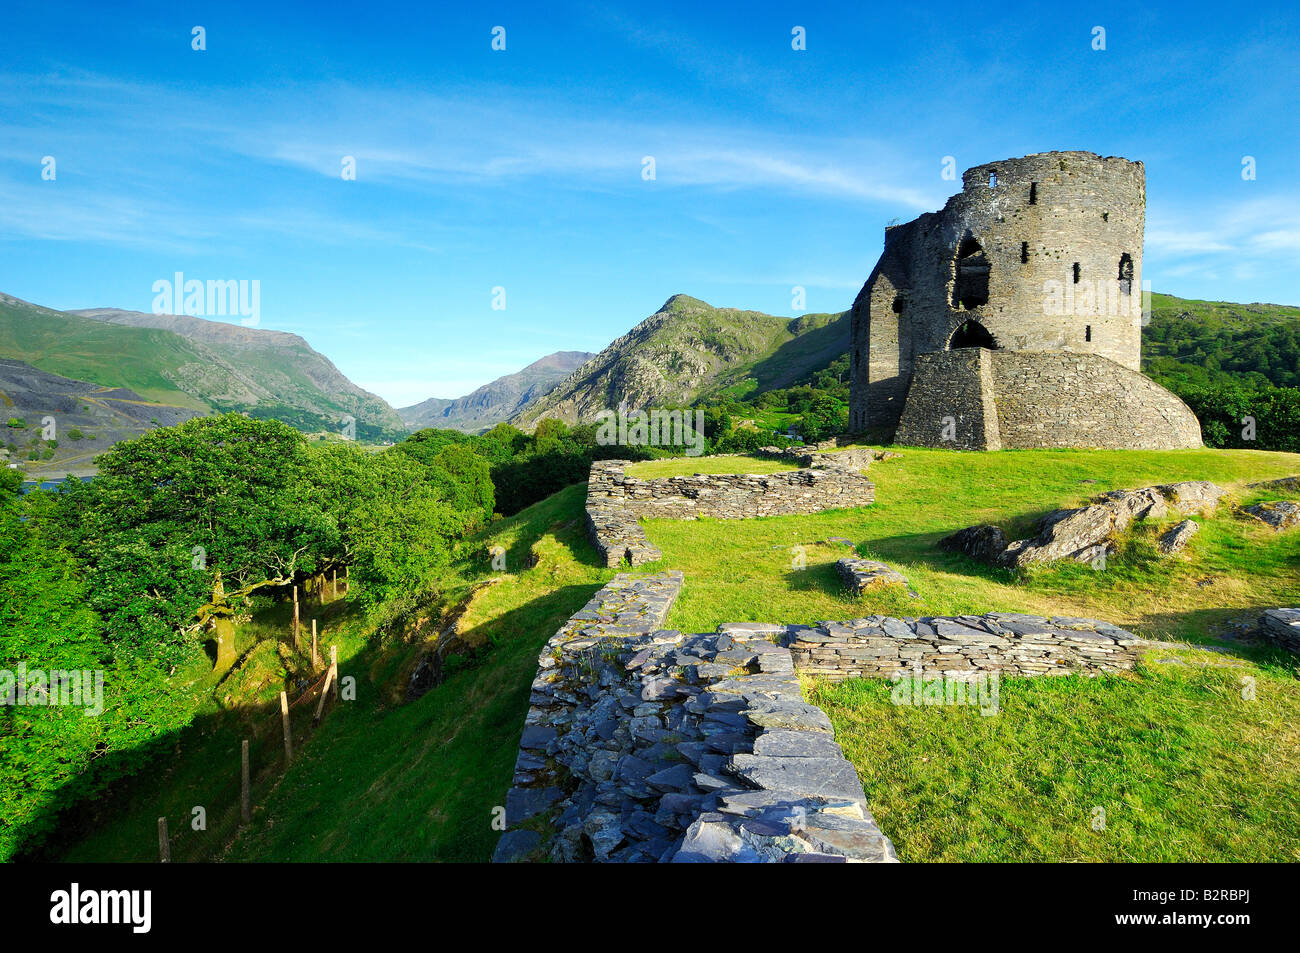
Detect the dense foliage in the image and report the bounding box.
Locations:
[0,414,494,859]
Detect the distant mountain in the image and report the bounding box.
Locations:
[0,293,404,440]
[0,357,201,477]
[399,351,595,432]
[510,294,850,427]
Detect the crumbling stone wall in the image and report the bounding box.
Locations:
[1261,609,1300,656]
[493,572,897,863]
[585,459,875,566]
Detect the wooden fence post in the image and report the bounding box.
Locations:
[158,816,170,863]
[292,584,300,645]
[280,691,293,763]
[240,739,251,824]
[331,645,339,701]
[311,619,319,669]
[332,568,338,600]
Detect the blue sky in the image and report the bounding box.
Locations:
[2,0,1298,406]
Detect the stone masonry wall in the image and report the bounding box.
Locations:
[893,350,1201,450]
[1261,609,1300,656]
[585,459,875,566]
[989,351,1201,449]
[894,349,1002,450]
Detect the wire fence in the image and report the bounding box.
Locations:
[156,651,341,863]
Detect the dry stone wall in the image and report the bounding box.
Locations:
[493,572,898,863]
[789,613,1147,681]
[585,459,874,567]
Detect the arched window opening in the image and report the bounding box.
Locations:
[988,171,998,188]
[948,320,998,350]
[1029,182,1038,204]
[1072,262,1081,284]
[1020,241,1029,263]
[952,233,990,310]
[1118,253,1134,295]
[891,294,905,314]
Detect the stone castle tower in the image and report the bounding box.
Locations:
[848,151,1201,450]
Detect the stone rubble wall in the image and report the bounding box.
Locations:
[493,572,898,863]
[1261,609,1300,656]
[788,613,1147,681]
[585,459,875,567]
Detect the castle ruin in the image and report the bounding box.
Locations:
[848,151,1201,450]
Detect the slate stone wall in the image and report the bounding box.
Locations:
[585,459,875,566]
[493,572,898,863]
[1261,609,1300,656]
[588,459,875,521]
[788,613,1147,681]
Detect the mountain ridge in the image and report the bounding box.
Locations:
[399,350,595,432]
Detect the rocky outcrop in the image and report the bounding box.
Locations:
[788,613,1148,681]
[1157,520,1199,555]
[836,558,909,594]
[493,572,897,863]
[1243,501,1300,531]
[1261,609,1300,656]
[943,482,1226,569]
[939,524,1009,563]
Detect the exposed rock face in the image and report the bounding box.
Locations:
[493,572,897,864]
[836,558,908,594]
[511,295,849,428]
[585,459,875,567]
[939,524,1009,563]
[788,614,1148,681]
[993,482,1225,568]
[1244,501,1300,531]
[1157,520,1199,555]
[1261,608,1300,656]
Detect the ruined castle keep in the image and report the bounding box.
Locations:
[848,151,1201,450]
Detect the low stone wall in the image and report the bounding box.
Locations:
[493,572,898,863]
[788,613,1146,681]
[588,459,875,520]
[585,459,875,567]
[1261,609,1300,655]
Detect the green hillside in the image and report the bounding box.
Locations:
[1145,292,1300,390]
[0,294,406,441]
[511,295,848,427]
[0,295,211,409]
